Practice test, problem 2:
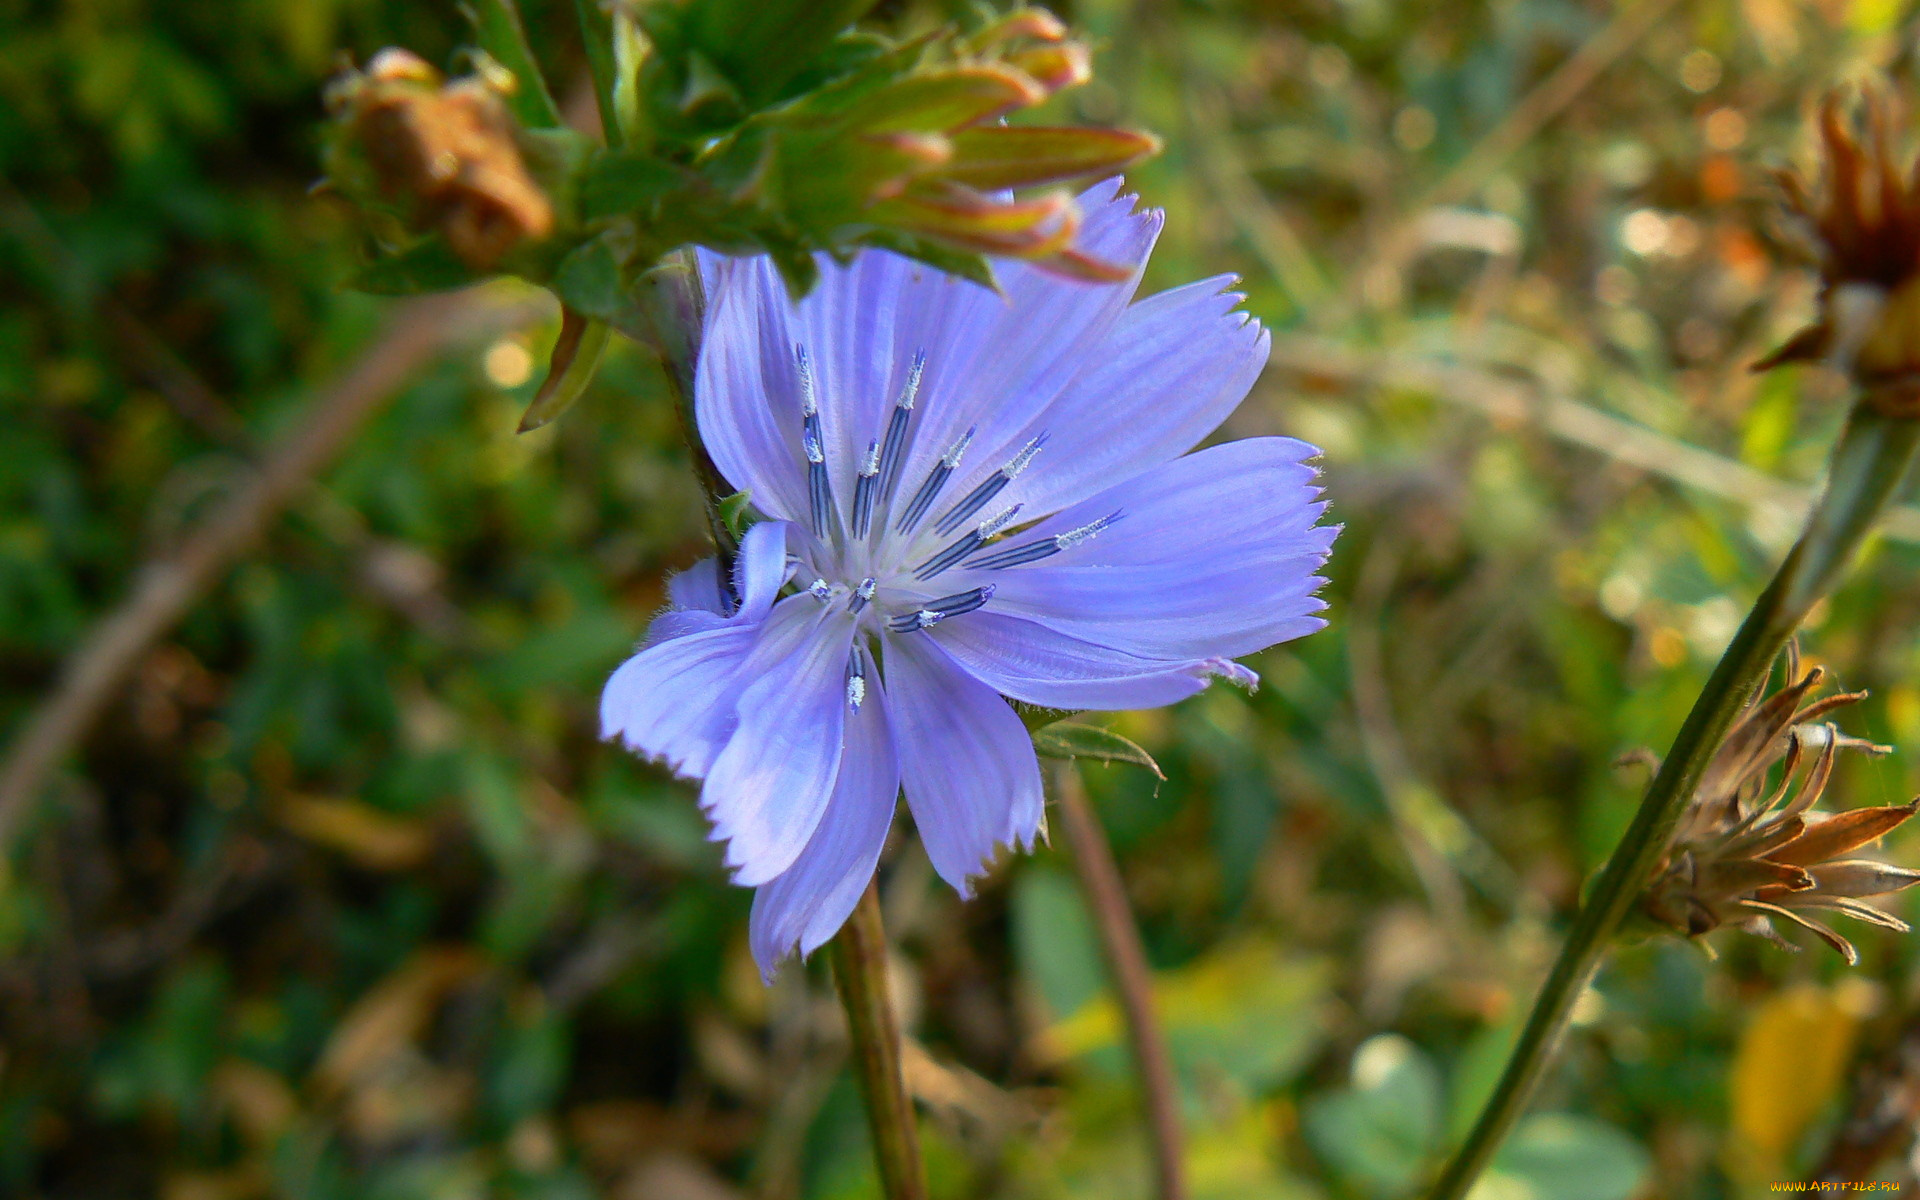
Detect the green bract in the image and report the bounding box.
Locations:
[319,1,1160,430]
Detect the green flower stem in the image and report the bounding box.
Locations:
[830,883,928,1200]
[1427,404,1920,1200]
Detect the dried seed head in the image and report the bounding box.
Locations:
[1758,88,1920,409]
[325,51,554,269]
[1640,651,1916,964]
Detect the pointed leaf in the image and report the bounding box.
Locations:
[572,0,620,146]
[1804,858,1920,898]
[519,309,610,433]
[718,490,755,541]
[943,125,1160,189]
[1771,799,1920,866]
[1031,721,1163,779]
[845,67,1043,134]
[466,0,563,129]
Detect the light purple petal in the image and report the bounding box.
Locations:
[980,438,1335,660]
[730,519,796,616]
[748,675,900,976]
[601,622,759,779]
[697,278,812,523]
[667,557,726,615]
[703,599,857,885]
[696,184,1163,541]
[995,276,1271,517]
[930,612,1214,710]
[883,633,1043,896]
[641,520,793,645]
[889,185,1164,514]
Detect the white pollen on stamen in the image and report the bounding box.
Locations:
[860,440,880,476]
[855,578,877,602]
[897,353,925,410]
[804,432,825,464]
[916,609,943,628]
[941,427,976,468]
[846,674,866,711]
[1003,435,1045,478]
[977,503,1023,539]
[795,345,818,416]
[808,578,832,601]
[1056,512,1119,549]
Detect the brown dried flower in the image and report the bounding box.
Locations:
[325,49,554,269]
[1761,89,1920,404]
[1641,652,1920,963]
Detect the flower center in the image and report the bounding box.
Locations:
[786,340,1121,698]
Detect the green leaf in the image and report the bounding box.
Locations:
[348,240,486,295]
[518,309,610,433]
[1032,720,1164,779]
[551,237,626,322]
[572,0,621,147]
[682,0,882,107]
[1302,1034,1443,1195]
[466,0,563,129]
[1012,866,1106,1022]
[1486,1115,1652,1200]
[580,149,689,220]
[944,125,1160,189]
[718,490,754,540]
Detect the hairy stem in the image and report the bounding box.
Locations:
[1427,405,1920,1199]
[829,883,927,1200]
[1052,761,1188,1200]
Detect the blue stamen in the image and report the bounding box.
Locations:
[849,577,876,614]
[887,585,996,632]
[896,426,974,533]
[851,440,880,537]
[794,344,835,535]
[966,510,1121,570]
[913,504,1022,581]
[876,352,924,502]
[933,435,1045,536]
[805,432,834,535]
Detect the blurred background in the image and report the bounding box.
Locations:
[6,0,1920,1196]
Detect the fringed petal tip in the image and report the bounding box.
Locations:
[1203,658,1261,692]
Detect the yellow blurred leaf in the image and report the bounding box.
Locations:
[278,794,436,870]
[210,1059,298,1147]
[161,1168,267,1200]
[1848,0,1904,34]
[1039,941,1329,1091]
[1727,981,1874,1173]
[315,946,484,1097]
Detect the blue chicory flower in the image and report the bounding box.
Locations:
[602,181,1336,975]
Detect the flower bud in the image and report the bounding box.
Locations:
[324,49,554,269]
[1640,652,1918,964]
[705,7,1157,287]
[1760,90,1920,409]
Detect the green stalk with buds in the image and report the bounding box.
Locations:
[1430,92,1920,1199]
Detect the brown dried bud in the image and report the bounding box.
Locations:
[1641,651,1918,964]
[326,49,553,269]
[1759,89,1920,410]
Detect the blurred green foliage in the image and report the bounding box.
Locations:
[7,1,1920,1198]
